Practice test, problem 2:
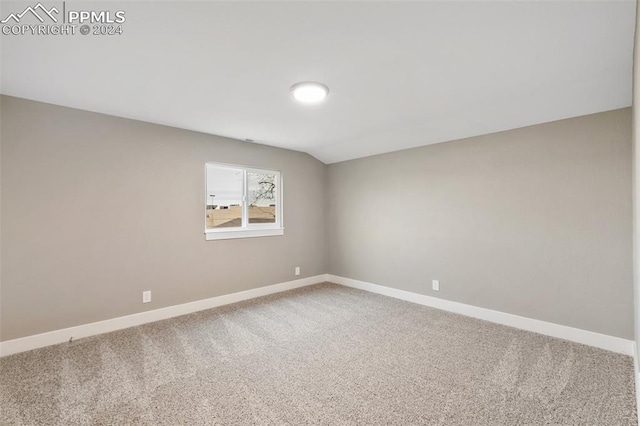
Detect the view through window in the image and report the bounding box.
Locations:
[205,163,282,240]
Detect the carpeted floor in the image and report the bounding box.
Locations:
[0,283,636,425]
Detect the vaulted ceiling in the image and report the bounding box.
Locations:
[1,1,635,163]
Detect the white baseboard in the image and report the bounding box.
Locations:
[0,275,326,357]
[328,274,634,356]
[634,342,640,418]
[3,274,634,358]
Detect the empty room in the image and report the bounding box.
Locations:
[2,0,640,424]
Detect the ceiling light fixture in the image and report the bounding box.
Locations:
[290,81,329,103]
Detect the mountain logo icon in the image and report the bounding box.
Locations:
[1,3,59,24]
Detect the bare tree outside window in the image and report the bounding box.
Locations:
[248,172,276,224]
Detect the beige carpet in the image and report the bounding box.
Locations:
[0,283,636,425]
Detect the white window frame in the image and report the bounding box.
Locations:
[204,162,284,241]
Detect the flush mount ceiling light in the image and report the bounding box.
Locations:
[290,81,329,103]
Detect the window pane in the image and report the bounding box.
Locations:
[206,166,243,229]
[248,172,277,224]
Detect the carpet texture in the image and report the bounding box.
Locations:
[0,283,636,425]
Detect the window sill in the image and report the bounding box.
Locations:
[204,228,284,241]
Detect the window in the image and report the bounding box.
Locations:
[205,163,283,240]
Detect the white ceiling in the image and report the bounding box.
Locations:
[1,1,635,164]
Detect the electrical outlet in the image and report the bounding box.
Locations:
[295,266,300,276]
[142,290,151,303]
[432,280,440,291]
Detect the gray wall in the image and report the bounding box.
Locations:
[1,95,633,342]
[0,96,327,341]
[633,4,639,363]
[328,109,633,339]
